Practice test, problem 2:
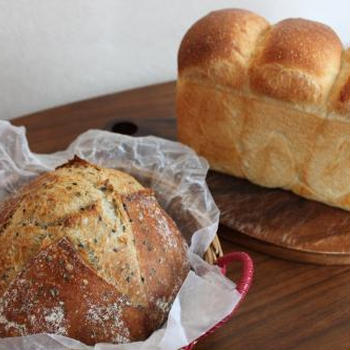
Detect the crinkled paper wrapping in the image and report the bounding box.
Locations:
[0,120,241,350]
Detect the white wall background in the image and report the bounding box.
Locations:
[0,0,348,120]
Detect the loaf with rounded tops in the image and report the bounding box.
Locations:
[0,157,189,344]
[177,9,350,210]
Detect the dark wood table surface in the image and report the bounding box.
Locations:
[11,81,350,350]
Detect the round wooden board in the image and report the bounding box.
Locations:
[106,116,350,265]
[206,172,350,265]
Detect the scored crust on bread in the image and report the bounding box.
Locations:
[0,237,150,343]
[0,156,190,344]
[177,9,350,210]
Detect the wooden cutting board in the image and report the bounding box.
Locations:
[105,116,350,265]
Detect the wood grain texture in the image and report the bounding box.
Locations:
[207,172,350,265]
[11,81,350,349]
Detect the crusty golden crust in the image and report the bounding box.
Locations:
[56,155,100,170]
[328,48,350,117]
[0,157,189,343]
[339,77,350,110]
[178,9,269,89]
[250,18,342,105]
[178,10,346,110]
[177,9,350,210]
[122,190,189,327]
[0,237,151,344]
[0,196,22,233]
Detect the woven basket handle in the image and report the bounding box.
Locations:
[216,251,254,296]
[183,251,254,350]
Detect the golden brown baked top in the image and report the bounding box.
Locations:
[178,9,269,89]
[178,9,349,118]
[251,18,342,106]
[328,48,350,117]
[0,156,189,344]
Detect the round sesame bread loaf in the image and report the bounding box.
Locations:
[0,156,190,344]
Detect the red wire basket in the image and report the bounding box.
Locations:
[183,251,254,350]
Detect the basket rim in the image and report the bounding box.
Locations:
[183,251,254,350]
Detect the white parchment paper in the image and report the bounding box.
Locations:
[0,120,241,350]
